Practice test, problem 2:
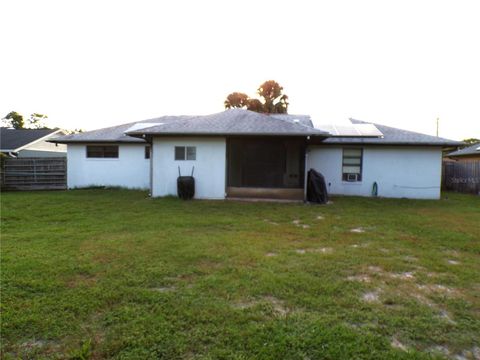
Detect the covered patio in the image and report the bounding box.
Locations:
[226,137,307,200]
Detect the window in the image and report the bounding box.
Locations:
[86,145,118,158]
[174,146,196,160]
[145,146,151,159]
[342,148,362,181]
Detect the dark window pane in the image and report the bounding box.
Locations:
[86,145,118,158]
[186,146,196,160]
[103,147,118,158]
[145,146,151,159]
[175,146,185,160]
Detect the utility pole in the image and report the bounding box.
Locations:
[436,117,439,137]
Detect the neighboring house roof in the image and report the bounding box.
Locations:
[447,143,480,157]
[320,119,463,146]
[0,128,63,151]
[51,110,327,144]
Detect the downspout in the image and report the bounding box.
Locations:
[303,136,309,202]
[146,135,153,197]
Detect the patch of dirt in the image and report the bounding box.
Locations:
[295,248,332,255]
[416,284,457,296]
[447,259,461,265]
[265,252,277,257]
[362,290,381,303]
[445,249,460,257]
[352,243,370,249]
[428,345,451,357]
[379,248,390,253]
[263,296,289,316]
[403,255,418,262]
[313,247,333,254]
[391,337,408,351]
[347,274,371,283]
[473,347,480,360]
[20,340,48,350]
[232,296,290,316]
[350,227,366,233]
[367,266,383,273]
[151,286,176,293]
[232,300,258,310]
[389,272,415,280]
[316,215,325,220]
[439,310,457,325]
[263,219,279,226]
[427,346,475,360]
[291,219,311,229]
[410,292,436,308]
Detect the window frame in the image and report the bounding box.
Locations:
[86,145,119,159]
[342,147,363,182]
[174,146,196,161]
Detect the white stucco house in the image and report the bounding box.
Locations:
[50,109,461,200]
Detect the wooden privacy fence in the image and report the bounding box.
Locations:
[1,157,67,190]
[442,160,480,194]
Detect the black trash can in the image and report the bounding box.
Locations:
[177,166,195,200]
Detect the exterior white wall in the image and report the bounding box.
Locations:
[67,144,150,189]
[307,146,443,199]
[152,137,226,199]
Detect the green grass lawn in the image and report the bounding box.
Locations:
[1,190,479,359]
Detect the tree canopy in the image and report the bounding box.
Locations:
[2,111,25,129]
[224,80,289,114]
[462,138,480,146]
[28,113,49,129]
[2,111,49,129]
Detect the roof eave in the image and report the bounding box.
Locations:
[125,131,329,137]
[47,139,146,144]
[323,141,463,146]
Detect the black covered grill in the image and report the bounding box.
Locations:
[306,169,328,204]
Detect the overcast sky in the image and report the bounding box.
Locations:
[1,0,479,140]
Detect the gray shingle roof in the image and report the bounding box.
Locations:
[51,110,326,144]
[126,109,327,137]
[321,119,463,146]
[1,128,60,151]
[49,117,191,144]
[447,143,480,157]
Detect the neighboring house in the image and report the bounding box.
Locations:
[50,109,462,200]
[447,143,480,161]
[0,128,67,157]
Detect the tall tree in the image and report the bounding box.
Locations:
[256,80,289,114]
[224,92,250,109]
[28,113,48,129]
[462,138,480,146]
[2,111,25,129]
[224,80,289,114]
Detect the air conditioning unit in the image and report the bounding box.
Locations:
[346,173,358,182]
